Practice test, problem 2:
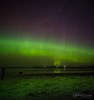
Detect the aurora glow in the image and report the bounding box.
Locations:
[0,0,94,66]
[0,36,94,66]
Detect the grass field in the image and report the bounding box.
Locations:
[0,75,94,100]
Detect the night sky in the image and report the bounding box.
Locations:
[0,0,94,66]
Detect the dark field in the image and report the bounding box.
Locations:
[0,67,94,100]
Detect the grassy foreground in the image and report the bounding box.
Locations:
[0,75,94,100]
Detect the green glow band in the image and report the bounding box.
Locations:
[0,37,94,66]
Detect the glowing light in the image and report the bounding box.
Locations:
[0,37,94,66]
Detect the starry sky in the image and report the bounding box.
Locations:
[0,0,94,66]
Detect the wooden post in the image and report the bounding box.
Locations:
[1,67,5,80]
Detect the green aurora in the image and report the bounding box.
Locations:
[0,37,94,66]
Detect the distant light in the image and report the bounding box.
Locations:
[54,61,60,68]
[64,65,66,71]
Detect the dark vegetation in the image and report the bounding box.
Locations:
[0,66,94,100]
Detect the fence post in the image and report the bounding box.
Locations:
[1,67,5,80]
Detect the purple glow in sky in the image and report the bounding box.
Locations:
[0,0,94,47]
